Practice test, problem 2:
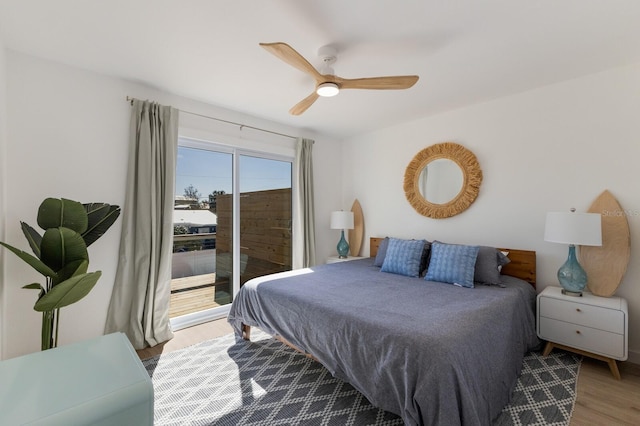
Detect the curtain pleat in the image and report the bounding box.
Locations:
[104,99,178,349]
[292,138,316,268]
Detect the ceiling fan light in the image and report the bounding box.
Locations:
[316,82,339,97]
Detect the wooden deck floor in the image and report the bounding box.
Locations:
[169,273,229,318]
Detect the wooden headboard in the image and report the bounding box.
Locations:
[369,237,536,288]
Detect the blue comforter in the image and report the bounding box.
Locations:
[228,258,540,425]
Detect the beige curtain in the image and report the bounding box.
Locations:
[292,138,316,268]
[105,99,178,349]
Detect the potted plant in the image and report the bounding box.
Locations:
[0,198,120,350]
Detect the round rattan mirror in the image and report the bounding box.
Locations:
[404,142,482,219]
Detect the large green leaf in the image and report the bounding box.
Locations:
[82,203,121,247]
[20,222,42,258]
[84,203,109,225]
[40,227,88,272]
[37,198,88,234]
[0,242,57,277]
[34,271,102,311]
[52,259,89,287]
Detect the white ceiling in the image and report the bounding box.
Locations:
[1,0,640,139]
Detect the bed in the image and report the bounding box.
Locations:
[227,237,540,425]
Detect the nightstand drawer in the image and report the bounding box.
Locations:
[539,317,625,359]
[539,297,624,333]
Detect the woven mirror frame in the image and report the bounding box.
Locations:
[404,142,482,219]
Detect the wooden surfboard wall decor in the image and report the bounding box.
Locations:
[348,199,364,257]
[580,190,630,297]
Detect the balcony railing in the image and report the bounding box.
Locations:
[169,230,291,318]
[170,233,228,318]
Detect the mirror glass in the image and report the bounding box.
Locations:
[418,159,464,205]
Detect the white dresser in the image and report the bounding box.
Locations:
[537,286,628,379]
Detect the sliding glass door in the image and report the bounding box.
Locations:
[170,138,292,324]
[171,145,233,319]
[238,155,292,285]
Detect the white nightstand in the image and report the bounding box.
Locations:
[327,255,366,264]
[537,286,628,379]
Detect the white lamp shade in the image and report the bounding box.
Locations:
[330,211,354,230]
[544,211,602,246]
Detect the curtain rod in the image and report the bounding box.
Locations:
[126,96,298,140]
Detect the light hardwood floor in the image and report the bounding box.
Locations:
[135,318,233,360]
[137,319,640,425]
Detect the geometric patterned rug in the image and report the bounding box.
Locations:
[493,350,582,426]
[142,330,581,426]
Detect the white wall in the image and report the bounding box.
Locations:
[0,35,8,360]
[344,62,640,363]
[1,50,341,359]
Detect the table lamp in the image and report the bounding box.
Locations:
[544,208,602,296]
[330,211,354,258]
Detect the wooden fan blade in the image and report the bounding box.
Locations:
[260,42,323,82]
[289,92,320,116]
[336,75,419,90]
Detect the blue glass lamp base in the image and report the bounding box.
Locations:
[336,230,350,258]
[557,245,587,297]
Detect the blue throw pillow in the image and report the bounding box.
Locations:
[425,242,480,288]
[380,238,425,277]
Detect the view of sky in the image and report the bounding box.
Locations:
[175,146,292,201]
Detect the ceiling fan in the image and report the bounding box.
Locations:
[260,42,419,115]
